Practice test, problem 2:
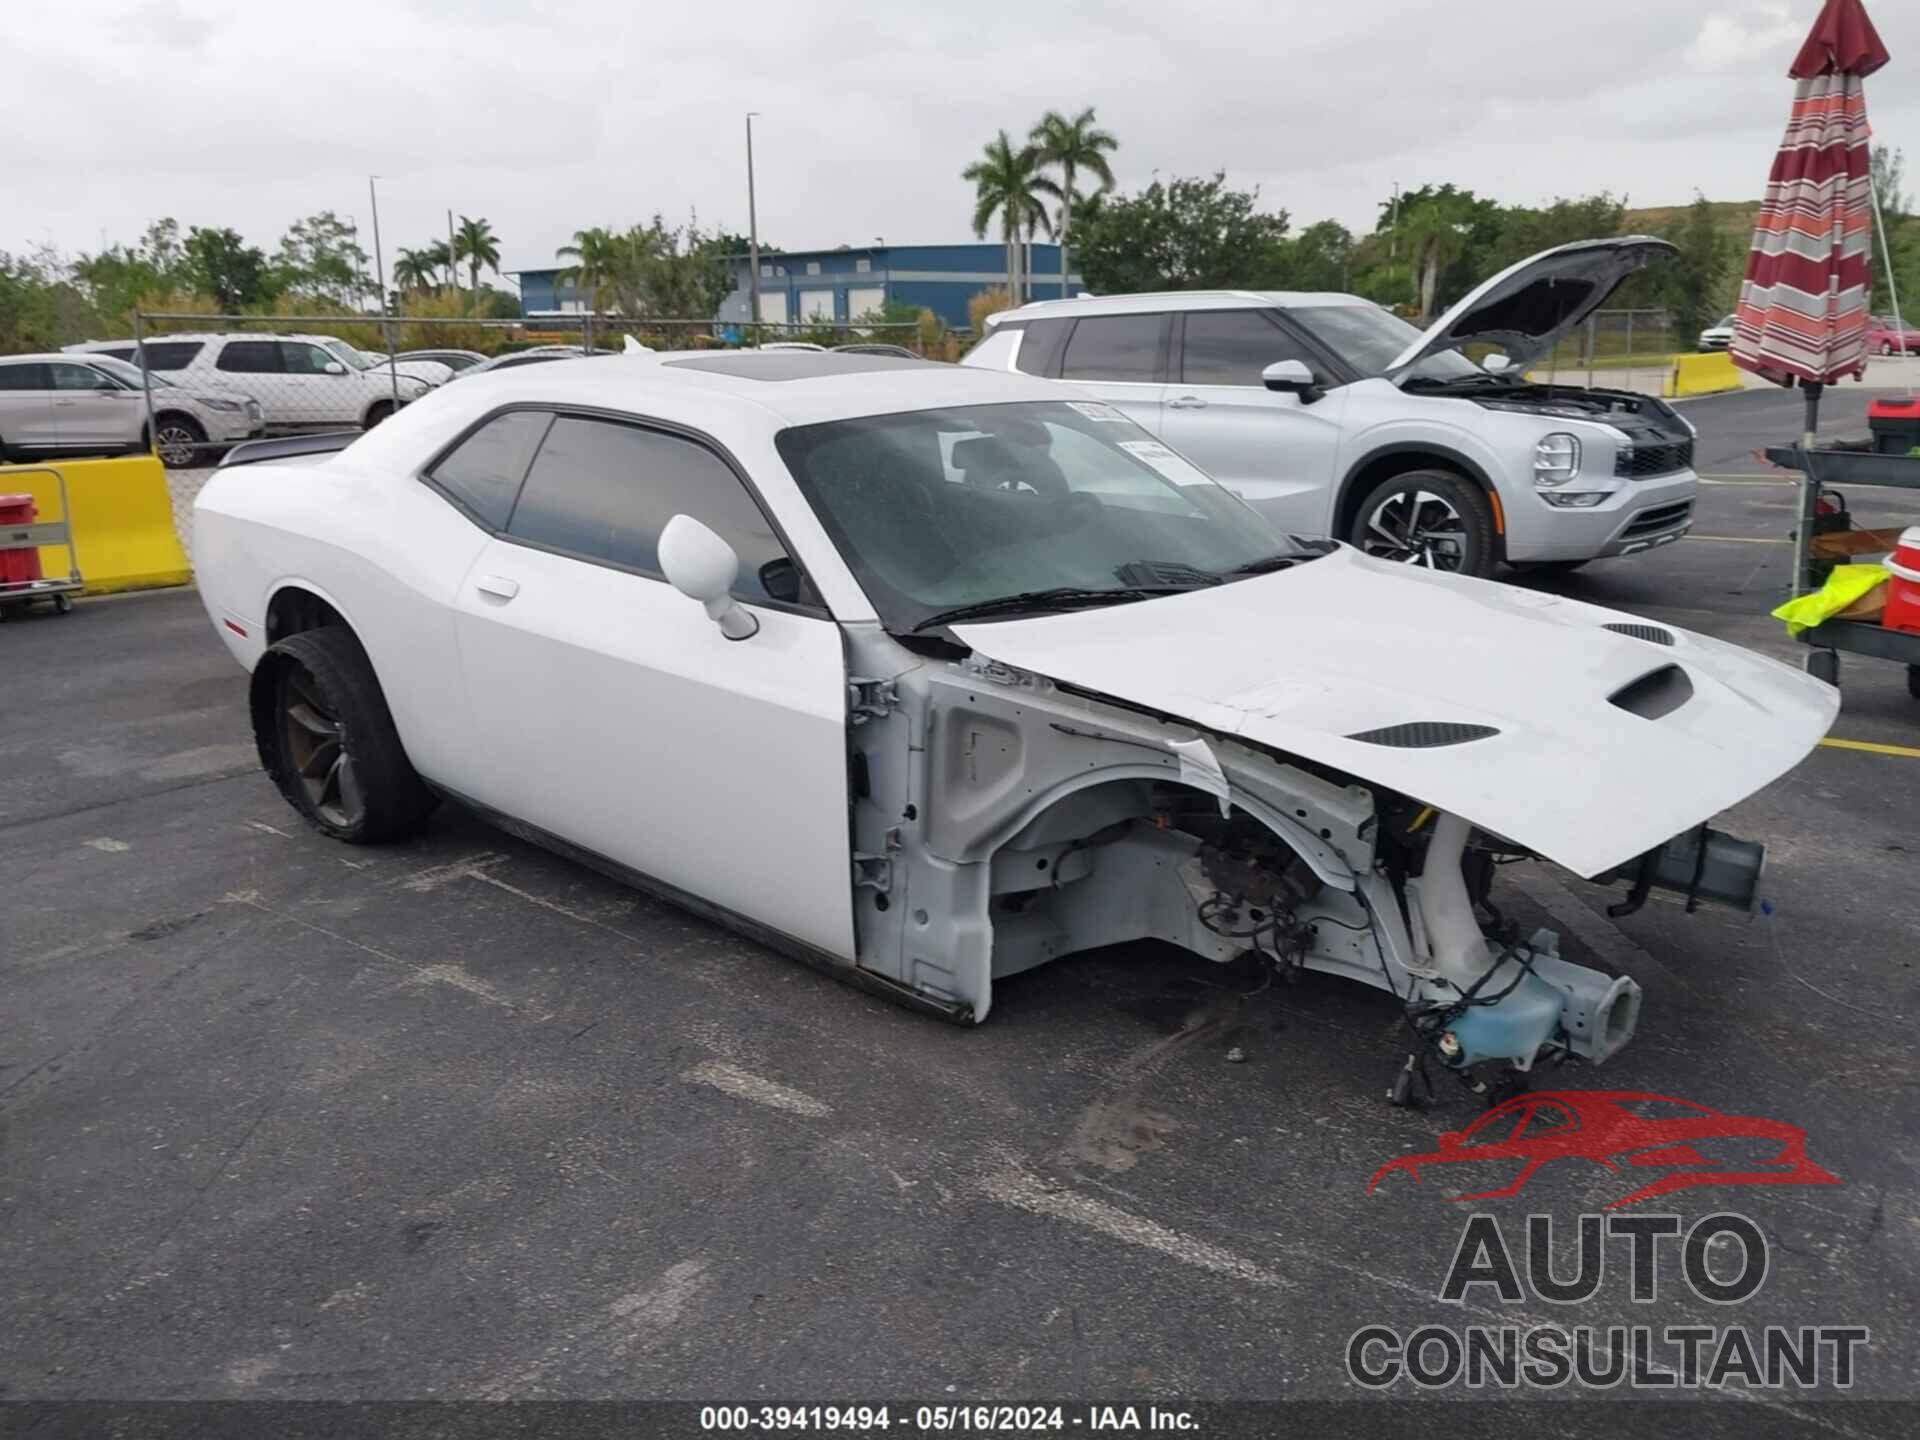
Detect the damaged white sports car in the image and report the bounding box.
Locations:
[193,351,1837,1097]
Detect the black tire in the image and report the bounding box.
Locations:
[363,401,395,429]
[1906,665,1920,700]
[1347,468,1497,578]
[253,627,436,843]
[153,413,207,469]
[1806,650,1840,687]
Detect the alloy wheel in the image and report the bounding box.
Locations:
[1359,487,1470,570]
[282,667,364,829]
[155,424,198,466]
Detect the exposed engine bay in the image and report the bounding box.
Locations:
[840,632,1763,1105]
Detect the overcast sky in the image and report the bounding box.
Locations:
[6,0,1917,285]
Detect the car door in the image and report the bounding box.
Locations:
[0,361,56,450]
[213,340,291,425]
[48,361,144,451]
[1054,312,1170,434]
[280,341,362,425]
[449,409,856,959]
[1156,309,1348,536]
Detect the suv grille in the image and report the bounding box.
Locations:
[1615,438,1694,479]
[1622,501,1693,539]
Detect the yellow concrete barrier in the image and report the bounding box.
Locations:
[1663,350,1744,398]
[0,456,191,594]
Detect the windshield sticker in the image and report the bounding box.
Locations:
[1066,401,1130,423]
[1118,439,1211,487]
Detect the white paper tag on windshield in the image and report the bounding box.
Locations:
[1066,401,1130,423]
[1118,438,1211,487]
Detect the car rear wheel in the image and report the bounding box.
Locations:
[255,627,436,843]
[1348,469,1497,578]
[154,414,206,468]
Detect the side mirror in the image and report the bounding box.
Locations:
[658,515,759,640]
[324,361,347,376]
[1262,358,1323,403]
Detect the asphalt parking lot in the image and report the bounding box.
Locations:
[4,384,1919,1430]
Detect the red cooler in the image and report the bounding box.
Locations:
[1869,396,1920,455]
[0,493,43,588]
[1885,526,1920,635]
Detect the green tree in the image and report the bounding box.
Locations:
[962,131,1059,302]
[1030,107,1117,298]
[393,245,445,294]
[555,226,640,315]
[70,218,191,319]
[1279,219,1354,291]
[1072,172,1289,293]
[184,226,271,310]
[1655,193,1737,341]
[274,211,370,306]
[452,216,502,313]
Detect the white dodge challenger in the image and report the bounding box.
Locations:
[193,350,1837,1099]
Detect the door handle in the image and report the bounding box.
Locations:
[1168,395,1208,410]
[475,574,520,600]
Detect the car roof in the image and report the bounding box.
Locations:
[993,290,1372,325]
[1,352,113,364]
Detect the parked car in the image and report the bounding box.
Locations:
[191,350,1834,1089]
[454,346,615,378]
[1698,313,1736,350]
[394,348,489,373]
[67,333,430,430]
[0,351,262,467]
[1866,314,1920,356]
[834,342,922,359]
[318,340,452,389]
[963,237,1698,577]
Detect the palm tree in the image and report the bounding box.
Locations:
[963,132,1059,303]
[451,216,501,313]
[392,246,441,294]
[1401,197,1472,318]
[555,226,636,315]
[1030,107,1117,300]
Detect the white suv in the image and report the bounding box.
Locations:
[66,334,428,432]
[963,237,1698,577]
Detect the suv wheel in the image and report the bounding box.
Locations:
[154,414,207,468]
[364,401,395,428]
[1348,469,1497,578]
[255,628,436,843]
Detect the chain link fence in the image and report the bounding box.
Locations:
[1536,308,1680,389]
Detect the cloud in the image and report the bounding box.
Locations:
[1686,4,1804,71]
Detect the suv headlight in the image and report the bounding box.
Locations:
[202,397,243,412]
[1533,432,1581,486]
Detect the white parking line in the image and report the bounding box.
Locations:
[685,1060,833,1118]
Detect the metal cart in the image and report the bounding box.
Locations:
[0,466,84,618]
[1765,443,1920,698]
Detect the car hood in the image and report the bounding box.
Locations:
[1387,237,1679,377]
[951,547,1836,878]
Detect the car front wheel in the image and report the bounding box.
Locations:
[153,414,207,468]
[1348,469,1497,578]
[255,627,436,843]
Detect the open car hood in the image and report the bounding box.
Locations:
[1386,236,1678,377]
[952,547,1836,879]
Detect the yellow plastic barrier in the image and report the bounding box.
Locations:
[1663,350,1744,398]
[0,455,192,594]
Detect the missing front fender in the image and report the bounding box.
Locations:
[1600,824,1766,916]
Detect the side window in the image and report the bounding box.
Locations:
[0,363,50,391]
[427,411,554,530]
[217,341,281,374]
[1014,318,1072,377]
[1180,310,1314,385]
[506,417,791,602]
[49,363,107,391]
[143,341,203,370]
[1059,314,1164,382]
[282,343,337,375]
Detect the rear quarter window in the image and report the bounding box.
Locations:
[427,409,555,530]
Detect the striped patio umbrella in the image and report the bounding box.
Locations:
[1730,0,1890,391]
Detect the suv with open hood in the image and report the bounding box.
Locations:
[963,237,1697,578]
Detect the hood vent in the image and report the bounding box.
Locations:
[1603,622,1676,646]
[1346,721,1500,749]
[1609,664,1694,720]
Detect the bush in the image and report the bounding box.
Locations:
[968,287,1013,336]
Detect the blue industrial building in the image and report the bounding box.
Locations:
[510,242,1083,331]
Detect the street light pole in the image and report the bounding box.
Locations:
[746,112,762,338]
[368,176,400,412]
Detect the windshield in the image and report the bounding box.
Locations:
[1288,304,1483,383]
[322,340,373,371]
[88,355,174,389]
[775,400,1314,633]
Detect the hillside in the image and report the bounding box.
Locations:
[1620,200,1760,240]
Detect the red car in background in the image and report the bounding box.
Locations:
[1868,314,1920,356]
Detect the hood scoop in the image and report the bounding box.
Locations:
[1609,664,1694,720]
[1346,721,1501,749]
[1603,622,1676,646]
